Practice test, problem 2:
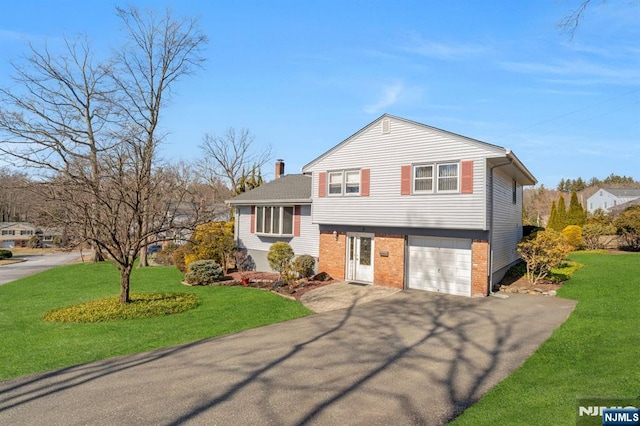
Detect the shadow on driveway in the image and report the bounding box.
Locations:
[0,291,576,425]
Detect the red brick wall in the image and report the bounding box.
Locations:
[319,231,346,280]
[471,240,489,297]
[374,234,405,289]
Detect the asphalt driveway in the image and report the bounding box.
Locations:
[0,252,83,285]
[0,291,576,425]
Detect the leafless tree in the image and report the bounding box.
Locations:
[112,6,207,267]
[0,168,38,222]
[198,127,272,195]
[0,6,208,303]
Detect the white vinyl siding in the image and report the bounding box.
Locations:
[306,117,501,229]
[491,169,522,275]
[236,205,319,258]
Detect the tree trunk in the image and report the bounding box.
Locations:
[139,245,148,267]
[119,265,132,304]
[92,245,105,263]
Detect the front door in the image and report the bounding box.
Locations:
[346,233,374,283]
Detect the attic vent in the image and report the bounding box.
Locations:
[381,118,390,134]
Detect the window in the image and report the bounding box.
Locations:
[20,230,33,236]
[2,230,15,236]
[414,165,434,192]
[327,170,361,195]
[255,206,294,235]
[437,163,458,192]
[345,171,360,194]
[328,172,342,195]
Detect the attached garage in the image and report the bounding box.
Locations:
[407,236,472,297]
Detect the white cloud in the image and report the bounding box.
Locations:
[501,59,640,86]
[399,36,488,59]
[363,82,405,114]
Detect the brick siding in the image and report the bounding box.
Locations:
[373,234,405,289]
[471,240,489,297]
[318,231,346,280]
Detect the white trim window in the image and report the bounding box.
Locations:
[414,165,434,192]
[255,206,294,236]
[345,170,360,194]
[328,172,342,195]
[437,163,459,192]
[327,170,361,195]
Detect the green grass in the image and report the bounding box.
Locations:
[0,262,312,381]
[452,252,640,425]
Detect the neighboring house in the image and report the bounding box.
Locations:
[227,163,319,271]
[1,222,36,248]
[227,114,536,297]
[609,198,640,215]
[586,188,640,213]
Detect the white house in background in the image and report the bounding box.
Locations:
[227,114,537,297]
[586,188,640,213]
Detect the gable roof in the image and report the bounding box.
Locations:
[301,113,536,185]
[226,174,312,205]
[603,188,640,198]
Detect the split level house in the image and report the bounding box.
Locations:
[227,114,537,297]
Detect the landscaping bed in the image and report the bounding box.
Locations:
[217,271,336,300]
[497,260,583,296]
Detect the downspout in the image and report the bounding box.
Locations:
[488,158,513,296]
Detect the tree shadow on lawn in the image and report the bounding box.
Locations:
[0,292,575,425]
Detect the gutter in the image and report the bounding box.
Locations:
[225,198,312,206]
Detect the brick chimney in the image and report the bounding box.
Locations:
[275,159,285,179]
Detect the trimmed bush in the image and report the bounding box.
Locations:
[185,259,225,285]
[292,254,315,278]
[582,222,616,250]
[562,225,584,249]
[0,249,13,259]
[267,242,294,275]
[614,205,640,251]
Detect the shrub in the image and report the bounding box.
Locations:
[172,243,192,273]
[292,254,315,278]
[613,205,640,251]
[154,243,179,266]
[185,259,225,285]
[267,242,294,277]
[517,230,572,285]
[0,249,13,259]
[184,221,235,273]
[561,225,584,249]
[582,222,616,250]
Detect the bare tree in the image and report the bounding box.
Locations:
[112,6,207,267]
[198,128,272,195]
[0,6,208,303]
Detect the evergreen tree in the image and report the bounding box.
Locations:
[557,196,568,230]
[557,178,566,192]
[567,190,586,226]
[547,200,559,231]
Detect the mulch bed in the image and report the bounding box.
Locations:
[497,272,563,296]
[211,271,337,300]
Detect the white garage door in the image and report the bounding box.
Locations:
[408,236,472,297]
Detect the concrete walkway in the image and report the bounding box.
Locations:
[301,281,400,312]
[0,291,576,425]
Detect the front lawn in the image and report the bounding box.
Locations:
[452,252,640,425]
[0,262,312,381]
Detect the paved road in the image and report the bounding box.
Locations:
[0,252,83,285]
[0,291,576,425]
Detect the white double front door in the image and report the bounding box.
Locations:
[346,232,374,283]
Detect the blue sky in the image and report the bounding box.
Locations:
[1,0,638,187]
